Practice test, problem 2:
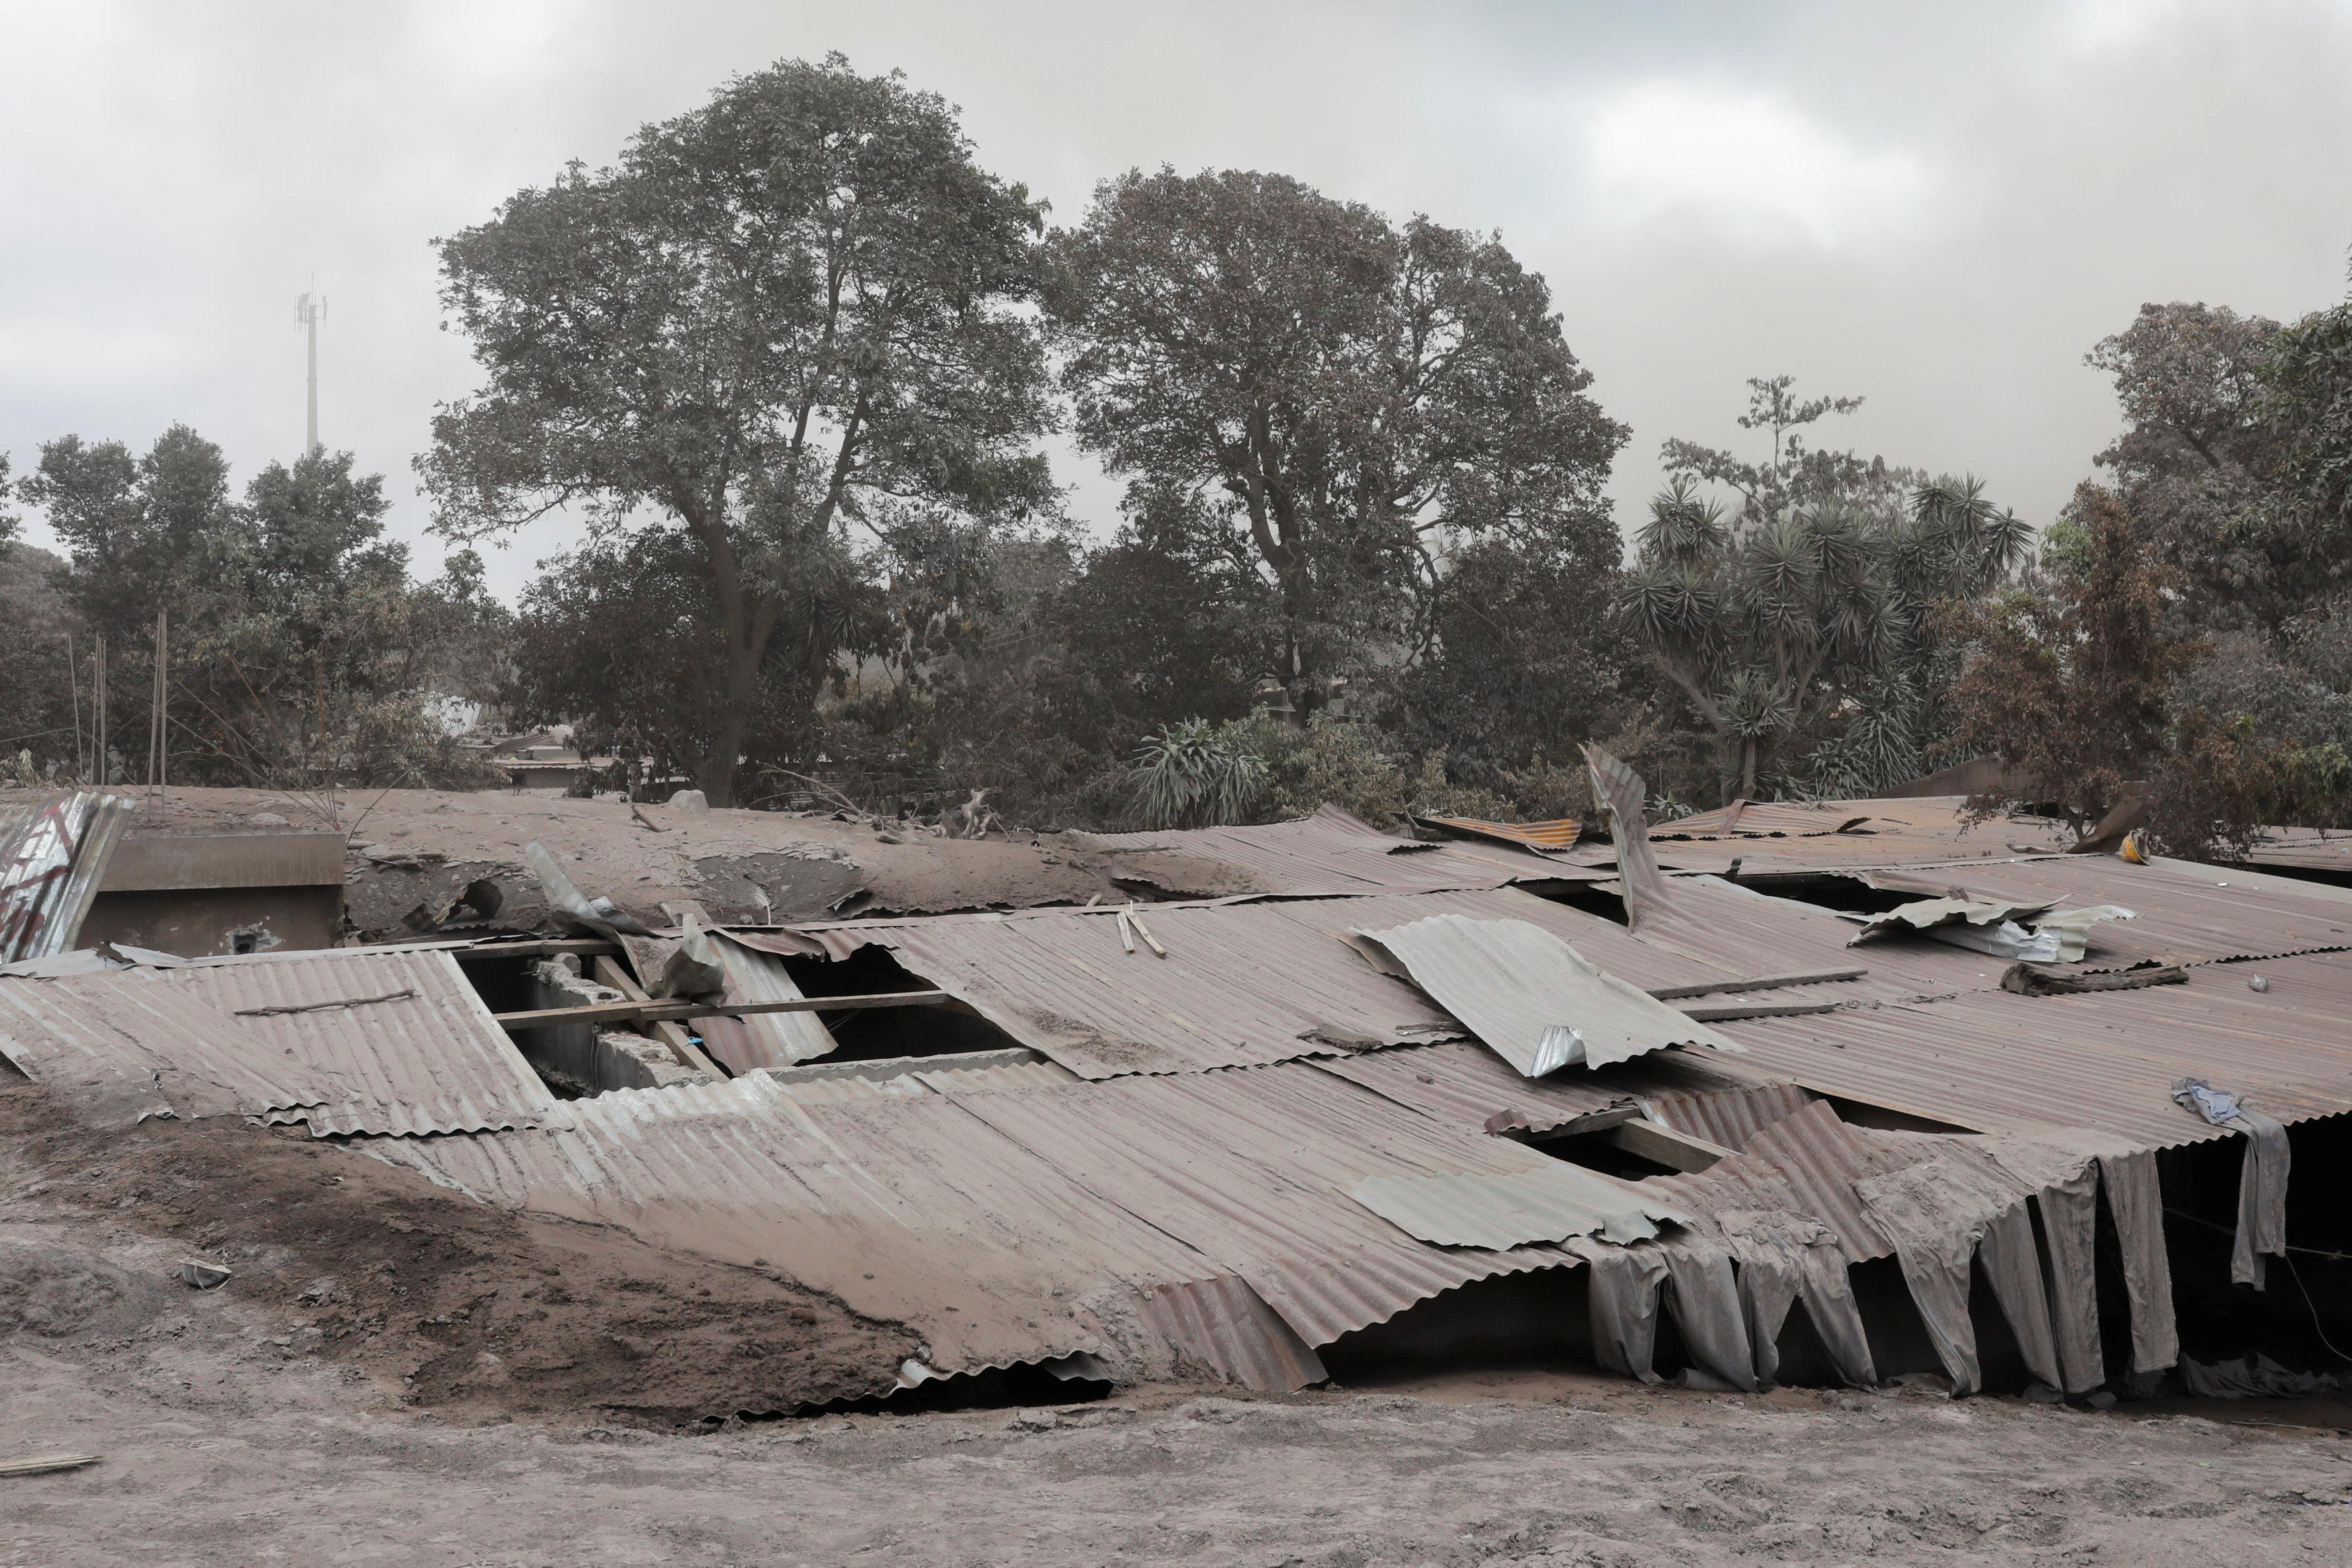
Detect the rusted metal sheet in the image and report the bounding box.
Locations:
[948,1063,1581,1346]
[1075,805,1585,896]
[686,933,839,1073]
[1353,913,1746,1075]
[5,948,557,1137]
[1346,1163,1692,1250]
[1,792,134,964]
[1714,950,2352,1147]
[0,967,323,1126]
[163,949,554,1137]
[1415,814,1583,852]
[752,888,1808,1079]
[97,831,346,891]
[1644,1100,1913,1261]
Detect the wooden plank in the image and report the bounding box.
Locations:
[493,989,952,1031]
[1604,1119,1734,1173]
[591,955,725,1077]
[454,940,622,961]
[1677,1000,1842,1022]
[1646,967,1866,1000]
[0,1452,99,1477]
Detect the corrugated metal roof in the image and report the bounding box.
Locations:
[161,949,556,1137]
[691,932,839,1073]
[355,1072,1224,1379]
[1346,1162,1692,1250]
[943,1063,1581,1346]
[1352,914,1747,1075]
[1,792,134,963]
[1075,805,1583,896]
[755,885,1917,1080]
[753,1056,1079,1106]
[1,948,554,1137]
[1308,1038,1781,1138]
[1835,855,2352,972]
[0,967,322,1126]
[354,1058,1587,1376]
[1134,1274,1328,1392]
[1646,795,2080,875]
[1644,1099,1915,1261]
[1644,1081,1818,1151]
[1714,951,2352,1147]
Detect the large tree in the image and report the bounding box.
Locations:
[17,429,493,787]
[1943,484,2206,837]
[421,56,1059,805]
[1047,169,1626,714]
[2085,302,2284,628]
[2260,279,2352,597]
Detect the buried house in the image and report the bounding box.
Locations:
[5,770,2352,1413]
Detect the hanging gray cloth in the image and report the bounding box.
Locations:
[1656,1227,1757,1393]
[1855,1160,1988,1395]
[1716,1209,1878,1390]
[2172,1078,2292,1291]
[1986,1141,2107,1395]
[1976,1200,2064,1393]
[2033,1166,2105,1393]
[1568,1237,1669,1383]
[2230,1112,2291,1289]
[2096,1149,2181,1373]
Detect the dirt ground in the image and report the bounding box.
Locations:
[9,1083,2352,1566]
[9,1273,2352,1568]
[77,784,1265,934]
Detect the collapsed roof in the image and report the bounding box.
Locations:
[6,767,2350,1407]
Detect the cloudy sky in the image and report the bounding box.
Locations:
[5,0,2351,599]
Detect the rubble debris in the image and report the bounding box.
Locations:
[1,791,134,963]
[2001,961,2186,996]
[523,839,650,939]
[178,1259,231,1289]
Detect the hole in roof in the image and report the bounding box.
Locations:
[778,945,1030,1064]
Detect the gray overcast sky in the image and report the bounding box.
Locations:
[6,0,2351,600]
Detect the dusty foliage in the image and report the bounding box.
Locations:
[1943,484,2204,837]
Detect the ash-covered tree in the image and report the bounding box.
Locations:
[1046,169,1626,716]
[2085,302,2285,629]
[2259,275,2352,601]
[1942,484,2204,836]
[421,56,1060,805]
[16,428,497,787]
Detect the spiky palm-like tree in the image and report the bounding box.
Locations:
[1618,476,2031,801]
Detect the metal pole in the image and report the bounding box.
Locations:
[94,632,106,787]
[296,290,326,458]
[65,633,81,783]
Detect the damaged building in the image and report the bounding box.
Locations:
[6,763,2352,1418]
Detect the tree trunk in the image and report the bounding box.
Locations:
[693,635,764,808]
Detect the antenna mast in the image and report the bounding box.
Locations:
[296,288,327,457]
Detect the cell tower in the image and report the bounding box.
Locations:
[296,288,327,457]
